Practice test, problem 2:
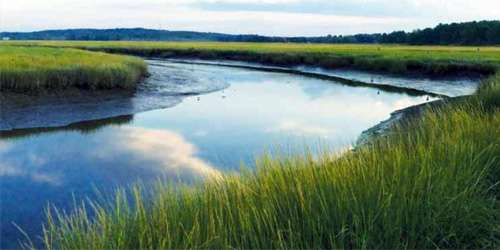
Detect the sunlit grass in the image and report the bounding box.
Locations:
[1,41,497,249]
[0,46,147,91]
[4,41,499,76]
[39,75,500,249]
[4,41,500,61]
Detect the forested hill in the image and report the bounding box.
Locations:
[1,20,499,45]
[379,20,500,45]
[0,28,283,43]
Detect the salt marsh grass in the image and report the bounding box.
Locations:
[4,41,500,76]
[2,41,497,249]
[0,46,147,91]
[40,76,500,249]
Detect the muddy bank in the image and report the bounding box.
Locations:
[0,88,179,131]
[0,61,229,131]
[356,98,460,146]
[1,59,476,132]
[0,115,133,139]
[161,59,480,97]
[87,47,497,78]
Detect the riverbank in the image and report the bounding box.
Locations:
[5,58,474,132]
[356,97,460,146]
[40,73,499,249]
[3,41,500,77]
[1,42,497,249]
[156,59,449,98]
[0,59,235,131]
[0,46,147,91]
[2,60,439,249]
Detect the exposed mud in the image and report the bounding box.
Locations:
[356,98,460,147]
[164,59,480,97]
[0,61,229,131]
[1,59,478,132]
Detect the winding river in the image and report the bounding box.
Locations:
[0,59,479,248]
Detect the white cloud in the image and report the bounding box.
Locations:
[0,0,498,35]
[0,140,62,185]
[0,141,10,152]
[90,126,222,180]
[268,120,334,138]
[0,126,221,186]
[0,162,62,185]
[0,163,21,176]
[120,127,222,180]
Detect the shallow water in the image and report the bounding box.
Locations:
[167,59,480,97]
[0,60,444,248]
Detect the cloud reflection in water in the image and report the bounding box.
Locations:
[94,126,222,181]
[0,126,221,188]
[122,127,222,179]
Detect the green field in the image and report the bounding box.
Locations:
[3,41,500,76]
[0,46,146,91]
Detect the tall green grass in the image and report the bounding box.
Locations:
[4,41,500,76]
[40,76,500,249]
[0,46,147,91]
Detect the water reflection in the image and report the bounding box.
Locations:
[1,126,218,187]
[0,125,217,249]
[268,121,335,138]
[0,61,438,249]
[97,127,221,180]
[0,61,231,131]
[298,66,480,97]
[165,59,479,97]
[0,89,139,131]
[0,115,134,140]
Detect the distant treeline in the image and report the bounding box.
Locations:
[2,21,499,45]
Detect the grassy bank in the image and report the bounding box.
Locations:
[2,41,496,248]
[4,41,500,76]
[40,75,499,249]
[0,46,147,91]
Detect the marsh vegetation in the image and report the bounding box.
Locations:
[0,46,147,91]
[40,75,500,249]
[0,42,498,249]
[4,41,500,76]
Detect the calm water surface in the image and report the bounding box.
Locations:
[0,61,436,248]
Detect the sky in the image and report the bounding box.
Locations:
[0,0,498,36]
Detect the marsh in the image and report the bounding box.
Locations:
[0,59,481,248]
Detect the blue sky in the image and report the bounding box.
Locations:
[0,0,498,36]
